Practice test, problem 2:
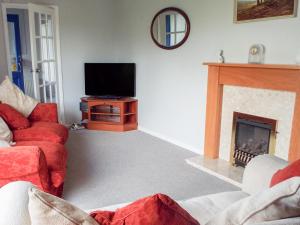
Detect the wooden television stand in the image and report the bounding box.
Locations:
[81,97,138,132]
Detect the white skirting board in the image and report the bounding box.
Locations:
[138,126,200,154]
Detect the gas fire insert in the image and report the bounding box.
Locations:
[231,112,277,167]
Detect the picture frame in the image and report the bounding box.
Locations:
[234,0,298,23]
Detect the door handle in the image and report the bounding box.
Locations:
[30,68,41,73]
[18,62,22,70]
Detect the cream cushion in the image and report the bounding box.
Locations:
[242,155,288,195]
[0,117,12,143]
[28,187,99,225]
[179,191,248,225]
[0,76,38,117]
[0,181,33,225]
[206,177,300,225]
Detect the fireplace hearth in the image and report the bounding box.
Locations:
[231,112,277,167]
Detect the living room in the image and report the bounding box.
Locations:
[0,0,300,224]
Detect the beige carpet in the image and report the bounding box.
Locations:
[63,129,239,210]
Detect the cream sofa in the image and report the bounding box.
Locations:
[89,155,300,225]
[1,155,300,225]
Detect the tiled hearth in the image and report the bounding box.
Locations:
[186,156,243,187]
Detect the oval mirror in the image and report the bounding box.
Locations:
[151,7,190,50]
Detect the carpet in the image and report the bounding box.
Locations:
[64,129,239,210]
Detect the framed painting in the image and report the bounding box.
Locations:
[234,0,298,23]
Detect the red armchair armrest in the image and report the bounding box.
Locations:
[0,146,51,193]
[29,103,58,123]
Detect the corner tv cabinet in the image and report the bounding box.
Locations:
[81,97,138,132]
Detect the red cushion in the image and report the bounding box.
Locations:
[90,194,200,225]
[13,122,68,144]
[270,159,300,187]
[15,141,68,188]
[29,103,58,123]
[0,103,30,130]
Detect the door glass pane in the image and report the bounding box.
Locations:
[41,38,48,60]
[47,38,54,60]
[40,87,45,102]
[176,14,186,32]
[43,62,49,83]
[170,14,175,32]
[47,15,53,37]
[51,83,56,102]
[35,38,41,61]
[46,85,51,102]
[170,34,176,46]
[7,22,17,71]
[176,33,185,43]
[41,14,47,36]
[49,62,56,82]
[34,13,40,36]
[37,63,43,87]
[38,63,45,85]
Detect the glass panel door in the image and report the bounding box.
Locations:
[28,4,57,103]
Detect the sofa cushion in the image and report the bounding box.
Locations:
[242,155,288,195]
[0,181,34,225]
[0,146,51,193]
[13,122,68,144]
[0,117,12,142]
[90,193,200,225]
[0,76,38,117]
[15,141,68,188]
[206,177,300,225]
[0,103,30,130]
[270,159,300,187]
[89,191,248,225]
[28,187,99,225]
[178,191,248,225]
[29,103,58,123]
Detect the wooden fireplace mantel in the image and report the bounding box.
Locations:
[203,63,300,162]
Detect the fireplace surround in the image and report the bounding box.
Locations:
[203,63,300,162]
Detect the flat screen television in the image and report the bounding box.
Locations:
[85,63,136,98]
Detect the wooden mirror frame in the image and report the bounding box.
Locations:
[150,7,191,50]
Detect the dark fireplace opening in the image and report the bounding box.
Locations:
[232,112,276,168]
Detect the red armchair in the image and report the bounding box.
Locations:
[0,103,68,197]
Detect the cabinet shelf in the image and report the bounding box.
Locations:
[80,97,138,132]
[90,112,136,116]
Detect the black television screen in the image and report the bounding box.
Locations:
[85,63,136,97]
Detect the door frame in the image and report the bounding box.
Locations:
[7,13,25,92]
[1,3,65,123]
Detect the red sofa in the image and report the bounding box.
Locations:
[0,103,68,197]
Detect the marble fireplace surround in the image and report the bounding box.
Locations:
[204,63,300,162]
[220,86,295,162]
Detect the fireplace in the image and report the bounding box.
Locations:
[203,63,300,162]
[231,112,277,167]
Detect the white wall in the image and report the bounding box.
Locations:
[113,0,300,154]
[56,0,116,123]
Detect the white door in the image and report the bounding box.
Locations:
[28,4,63,116]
